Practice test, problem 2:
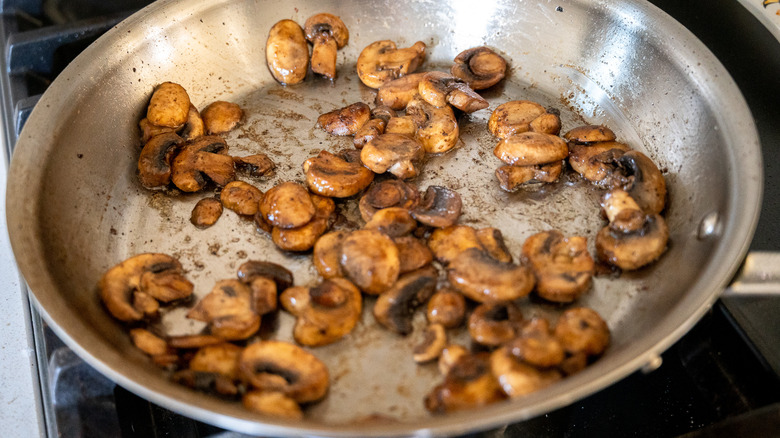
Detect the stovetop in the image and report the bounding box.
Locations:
[1,0,778,437]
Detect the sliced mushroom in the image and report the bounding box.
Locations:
[468,302,524,347]
[245,276,278,316]
[521,230,595,303]
[271,194,335,252]
[475,228,513,263]
[438,344,469,376]
[360,133,424,180]
[553,307,610,357]
[406,96,459,154]
[201,101,243,134]
[238,340,329,403]
[303,150,374,198]
[599,189,646,233]
[99,253,193,322]
[426,287,467,329]
[375,72,426,110]
[147,82,191,129]
[358,178,420,222]
[373,267,437,335]
[187,279,261,340]
[427,225,483,266]
[411,185,462,228]
[243,390,303,419]
[266,19,309,85]
[312,230,349,279]
[424,352,506,413]
[188,342,243,381]
[167,334,225,349]
[394,235,433,274]
[529,111,562,136]
[384,116,417,137]
[138,132,183,189]
[596,189,669,270]
[353,118,386,149]
[451,47,507,90]
[340,229,401,294]
[180,104,206,140]
[448,248,535,303]
[488,100,546,139]
[129,328,170,356]
[317,102,371,136]
[418,71,488,113]
[413,323,447,363]
[237,260,294,292]
[495,161,564,191]
[507,318,565,368]
[602,150,667,215]
[364,207,417,237]
[233,153,275,177]
[563,124,617,143]
[493,131,568,166]
[280,277,362,347]
[220,181,263,216]
[489,346,562,398]
[303,13,349,80]
[568,141,631,184]
[356,40,427,89]
[171,135,236,192]
[139,118,175,144]
[259,182,316,229]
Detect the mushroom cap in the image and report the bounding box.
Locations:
[475,228,513,263]
[137,132,183,189]
[238,340,330,403]
[493,131,569,166]
[424,352,506,413]
[340,229,401,294]
[259,181,317,229]
[418,71,463,108]
[394,235,434,274]
[188,342,243,380]
[304,13,349,48]
[271,193,335,252]
[568,141,631,184]
[364,207,417,237]
[354,118,386,149]
[411,185,463,228]
[147,82,191,129]
[312,230,350,279]
[236,260,294,292]
[266,19,309,85]
[187,279,261,340]
[233,153,275,177]
[553,307,610,357]
[447,248,535,303]
[242,390,303,420]
[413,323,448,363]
[356,40,427,89]
[375,72,427,110]
[317,102,371,136]
[373,267,437,335]
[171,135,236,192]
[201,101,243,135]
[358,178,420,222]
[360,133,424,180]
[426,288,467,329]
[468,302,524,347]
[596,213,669,270]
[303,150,374,198]
[488,100,547,139]
[406,96,459,154]
[507,318,565,368]
[179,104,205,140]
[427,225,483,266]
[607,150,667,215]
[220,180,263,216]
[489,347,562,398]
[451,47,507,90]
[99,253,193,322]
[563,124,617,143]
[521,230,595,303]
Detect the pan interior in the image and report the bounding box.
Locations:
[8,0,759,434]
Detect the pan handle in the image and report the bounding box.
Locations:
[719,251,780,375]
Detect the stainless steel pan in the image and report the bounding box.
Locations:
[5,0,766,436]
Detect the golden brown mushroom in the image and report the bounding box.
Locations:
[259,181,316,229]
[468,302,524,347]
[489,346,562,398]
[418,71,488,113]
[521,230,595,303]
[406,96,459,154]
[448,248,535,303]
[187,279,261,341]
[426,287,467,329]
[373,267,437,335]
[317,102,371,136]
[201,101,243,135]
[220,181,263,216]
[411,185,463,228]
[413,323,448,363]
[375,72,426,110]
[451,47,507,90]
[493,131,569,166]
[358,178,420,222]
[356,40,427,89]
[147,82,191,129]
[304,13,349,80]
[171,135,236,192]
[340,229,401,294]
[191,197,223,228]
[266,19,309,85]
[303,150,374,198]
[425,352,506,413]
[243,390,303,419]
[360,133,424,180]
[137,132,183,189]
[271,194,336,252]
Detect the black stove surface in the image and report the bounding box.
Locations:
[2,0,779,437]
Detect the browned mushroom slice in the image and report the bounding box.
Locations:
[488,100,546,139]
[489,346,562,398]
[446,81,490,113]
[201,101,243,135]
[426,287,466,329]
[448,248,535,303]
[427,225,483,265]
[521,230,594,303]
[304,13,349,80]
[601,150,667,215]
[406,96,459,154]
[364,207,417,237]
[360,133,424,180]
[596,189,668,270]
[139,267,196,303]
[259,181,316,229]
[340,229,400,294]
[568,141,630,184]
[356,40,427,89]
[187,279,261,341]
[233,153,275,177]
[411,185,462,228]
[317,102,371,136]
[280,277,362,347]
[529,111,562,136]
[553,307,610,357]
[167,334,224,349]
[468,302,524,347]
[303,150,374,198]
[493,132,568,166]
[358,178,420,222]
[394,235,433,274]
[507,318,565,368]
[451,47,507,90]
[424,352,506,413]
[271,194,335,252]
[237,260,294,294]
[413,323,447,363]
[475,228,513,263]
[373,267,437,335]
[312,230,349,279]
[188,342,243,381]
[438,344,469,376]
[139,118,175,144]
[244,276,278,316]
[384,116,417,137]
[238,340,329,403]
[418,71,488,113]
[138,132,184,189]
[130,328,170,356]
[563,124,617,143]
[266,19,309,85]
[100,253,193,322]
[495,162,564,191]
[354,118,386,149]
[243,390,303,419]
[220,181,263,216]
[147,82,191,129]
[171,135,236,192]
[180,104,205,140]
[375,72,426,110]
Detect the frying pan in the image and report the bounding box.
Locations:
[5,0,766,436]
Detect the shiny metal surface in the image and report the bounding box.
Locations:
[5,0,763,436]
